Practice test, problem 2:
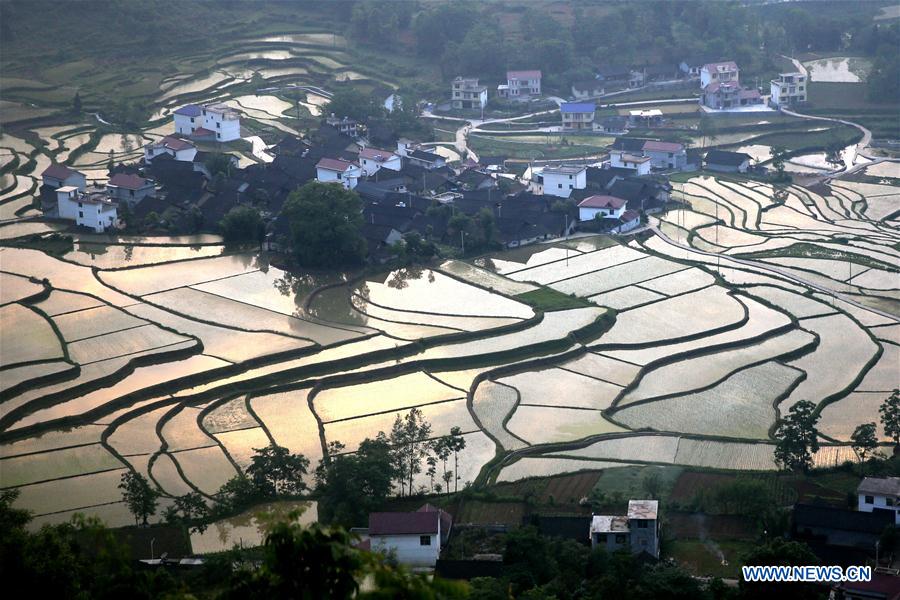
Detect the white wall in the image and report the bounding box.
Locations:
[57,189,80,221]
[543,170,586,198]
[371,533,440,568]
[858,493,900,524]
[203,109,241,142]
[174,113,197,136]
[316,167,360,189]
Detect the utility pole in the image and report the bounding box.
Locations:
[460,230,465,254]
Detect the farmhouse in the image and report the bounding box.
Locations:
[498,69,542,99]
[366,504,452,569]
[106,173,155,206]
[857,477,900,525]
[539,165,587,198]
[325,114,360,137]
[704,150,751,173]
[698,61,763,110]
[770,72,808,107]
[642,140,687,170]
[572,80,604,99]
[561,102,596,130]
[700,61,740,88]
[41,164,86,190]
[56,185,118,232]
[451,77,488,110]
[792,503,892,566]
[397,140,447,170]
[679,54,719,77]
[590,500,660,559]
[577,194,628,221]
[144,136,198,163]
[315,157,361,189]
[174,103,242,142]
[358,147,402,176]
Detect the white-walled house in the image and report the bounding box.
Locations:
[577,194,627,221]
[174,103,241,142]
[858,477,900,525]
[561,102,596,130]
[174,105,203,136]
[498,70,542,99]
[144,136,198,163]
[42,164,87,191]
[700,61,739,89]
[107,173,155,206]
[368,505,452,569]
[540,165,587,198]
[358,147,402,176]
[56,186,118,233]
[396,140,447,170]
[641,140,687,170]
[609,150,652,175]
[590,500,659,559]
[451,77,488,110]
[770,72,808,107]
[315,158,362,189]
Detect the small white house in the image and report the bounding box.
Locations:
[498,69,542,99]
[315,158,362,190]
[560,102,596,130]
[590,499,659,559]
[577,194,628,221]
[540,165,587,198]
[368,505,452,569]
[609,151,652,175]
[770,72,808,107]
[358,147,402,176]
[56,186,118,233]
[41,164,86,191]
[641,140,687,170]
[858,477,900,525]
[144,136,198,163]
[174,105,203,136]
[174,103,242,142]
[107,173,155,206]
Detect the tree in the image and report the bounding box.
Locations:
[389,408,433,496]
[324,87,384,123]
[281,181,367,267]
[72,92,82,115]
[773,399,820,473]
[315,436,396,527]
[739,537,820,600]
[642,470,662,499]
[444,426,467,493]
[851,422,879,465]
[770,146,789,182]
[246,444,309,497]
[219,205,265,244]
[215,475,259,514]
[880,389,900,446]
[163,492,210,534]
[118,471,160,526]
[205,152,234,178]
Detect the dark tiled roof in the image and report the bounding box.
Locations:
[793,503,894,535]
[705,150,750,166]
[579,195,627,209]
[369,511,440,536]
[174,105,202,117]
[409,149,442,162]
[42,164,80,180]
[612,138,651,152]
[108,173,151,190]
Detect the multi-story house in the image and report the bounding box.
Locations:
[358,147,402,176]
[174,103,242,142]
[451,77,487,110]
[560,102,596,130]
[315,157,362,190]
[700,61,740,89]
[56,186,118,232]
[498,70,542,99]
[539,165,587,198]
[590,500,660,559]
[770,72,808,107]
[41,164,86,191]
[858,477,900,525]
[106,173,155,206]
[144,135,198,163]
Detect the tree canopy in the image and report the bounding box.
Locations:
[219,205,265,244]
[281,181,367,267]
[774,399,820,473]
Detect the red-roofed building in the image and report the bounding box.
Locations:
[41,164,86,191]
[367,504,452,568]
[144,136,198,163]
[578,194,628,221]
[107,173,155,205]
[358,147,401,175]
[190,127,217,141]
[641,140,687,170]
[315,157,361,189]
[498,70,542,99]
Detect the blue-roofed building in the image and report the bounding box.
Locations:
[560,102,596,130]
[174,105,202,136]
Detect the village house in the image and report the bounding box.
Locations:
[358,147,402,176]
[770,72,808,107]
[451,77,488,110]
[679,54,719,77]
[609,140,654,175]
[174,103,242,142]
[599,116,629,135]
[56,185,118,233]
[699,61,762,110]
[641,140,688,170]
[325,114,361,137]
[106,173,155,206]
[577,194,627,221]
[792,503,892,566]
[857,477,900,525]
[365,504,452,569]
[590,500,660,559]
[704,149,751,173]
[560,102,596,130]
[41,164,86,190]
[700,61,740,89]
[539,164,587,198]
[571,79,605,100]
[498,70,542,99]
[397,139,447,170]
[315,157,362,189]
[144,136,198,163]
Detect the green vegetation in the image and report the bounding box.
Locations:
[774,400,821,473]
[219,205,265,245]
[881,389,900,446]
[737,242,899,273]
[515,287,592,312]
[119,471,160,527]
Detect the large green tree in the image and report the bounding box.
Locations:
[315,435,396,527]
[323,87,384,123]
[281,181,367,267]
[119,471,160,526]
[246,444,309,497]
[219,205,265,244]
[739,538,820,600]
[880,389,900,446]
[773,399,820,473]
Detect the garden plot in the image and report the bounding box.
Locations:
[125,303,310,363]
[793,187,846,222]
[314,372,465,423]
[67,324,192,364]
[760,205,847,233]
[161,404,218,451]
[0,272,43,304]
[99,254,262,296]
[64,243,225,268]
[592,285,665,310]
[555,256,690,298]
[355,296,519,331]
[804,57,871,82]
[742,285,835,318]
[439,260,537,296]
[1,361,74,394]
[550,434,680,463]
[230,94,293,116]
[507,244,647,285]
[498,458,633,483]
[603,295,792,366]
[849,269,899,291]
[55,132,93,162]
[323,398,477,453]
[149,453,196,497]
[171,445,239,495]
[505,406,626,444]
[673,439,776,471]
[637,268,716,297]
[681,182,745,227]
[560,352,641,386]
[780,313,880,411]
[597,287,745,347]
[617,329,814,407]
[215,427,272,470]
[471,381,526,450]
[0,443,122,487]
[854,342,900,392]
[249,389,323,467]
[202,396,259,434]
[359,269,533,319]
[615,362,800,439]
[818,392,891,442]
[500,367,621,410]
[106,404,172,456]
[0,303,62,366]
[52,304,148,341]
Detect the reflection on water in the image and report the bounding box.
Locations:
[190,500,318,554]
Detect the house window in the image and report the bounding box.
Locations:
[569,184,573,189]
[78,202,83,208]
[568,175,572,179]
[217,133,221,139]
[419,535,431,546]
[78,211,83,218]
[615,534,627,544]
[888,498,895,507]
[558,184,562,189]
[637,520,648,529]
[866,495,874,504]
[596,534,607,543]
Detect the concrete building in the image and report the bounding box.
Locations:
[858,477,900,525]
[367,504,452,569]
[358,147,402,176]
[106,173,155,206]
[572,80,604,99]
[560,102,596,130]
[540,165,587,198]
[144,136,198,163]
[590,500,660,559]
[700,61,740,89]
[174,103,242,142]
[56,186,118,233]
[315,157,362,189]
[577,194,627,221]
[41,164,86,191]
[451,77,488,110]
[609,150,652,175]
[498,70,542,99]
[770,72,808,107]
[641,140,687,170]
[326,114,360,137]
